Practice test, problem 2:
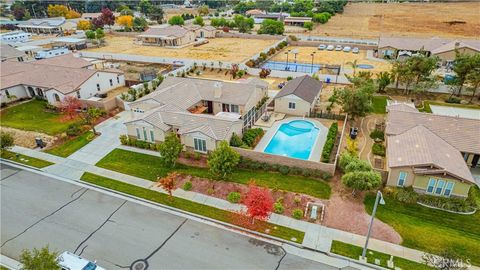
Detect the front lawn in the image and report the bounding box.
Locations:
[80,172,305,243]
[45,131,95,157]
[371,96,388,114]
[364,193,480,265]
[96,149,331,199]
[0,100,79,135]
[1,150,54,168]
[331,240,432,270]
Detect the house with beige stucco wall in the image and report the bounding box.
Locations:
[124,77,268,153]
[274,75,322,117]
[385,105,479,198]
[138,25,217,47]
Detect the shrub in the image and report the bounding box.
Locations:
[303,22,313,30]
[245,59,255,68]
[321,122,338,162]
[184,151,192,159]
[369,129,385,141]
[418,194,477,213]
[278,165,290,175]
[194,152,201,161]
[292,209,303,220]
[227,192,241,203]
[242,128,264,147]
[207,188,215,195]
[268,47,276,55]
[288,35,298,41]
[293,196,301,205]
[339,152,357,171]
[273,202,284,214]
[119,135,129,145]
[66,123,82,137]
[395,187,418,204]
[372,143,386,157]
[0,132,14,150]
[182,181,193,191]
[286,76,293,81]
[445,96,461,104]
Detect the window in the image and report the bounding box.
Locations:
[288,102,296,110]
[143,127,147,141]
[397,171,407,187]
[136,128,141,139]
[194,138,207,153]
[5,90,10,98]
[231,104,239,113]
[109,79,113,86]
[435,180,445,195]
[76,91,81,98]
[150,130,155,142]
[426,178,436,193]
[444,182,454,197]
[96,84,100,91]
[53,93,60,102]
[117,76,120,84]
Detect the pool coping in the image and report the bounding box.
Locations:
[254,117,329,162]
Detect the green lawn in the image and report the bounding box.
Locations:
[420,100,480,113]
[372,96,388,114]
[364,193,480,265]
[0,100,79,135]
[1,150,53,168]
[45,131,94,157]
[96,149,331,199]
[331,240,433,270]
[81,172,305,243]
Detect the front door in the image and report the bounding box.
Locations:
[472,154,480,168]
[206,101,213,114]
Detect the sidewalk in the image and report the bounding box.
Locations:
[7,146,443,268]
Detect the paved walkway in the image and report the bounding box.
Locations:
[7,145,442,269]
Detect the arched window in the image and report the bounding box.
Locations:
[53,93,60,102]
[36,88,43,97]
[27,86,35,97]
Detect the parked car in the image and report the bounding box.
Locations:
[335,45,343,51]
[326,45,335,51]
[352,47,360,54]
[318,44,326,50]
[343,46,351,52]
[57,251,105,270]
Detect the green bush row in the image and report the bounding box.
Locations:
[119,135,161,151]
[321,122,338,163]
[369,129,384,141]
[241,128,265,148]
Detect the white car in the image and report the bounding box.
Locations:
[57,251,105,270]
[318,44,326,50]
[352,47,360,54]
[326,45,335,51]
[335,45,343,51]
[343,46,351,52]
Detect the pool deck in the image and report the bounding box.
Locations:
[254,117,328,162]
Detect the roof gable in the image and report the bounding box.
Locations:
[275,75,322,104]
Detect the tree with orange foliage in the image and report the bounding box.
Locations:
[116,15,133,31]
[47,4,68,17]
[157,172,178,199]
[60,96,81,119]
[65,9,81,19]
[76,20,91,30]
[243,182,274,224]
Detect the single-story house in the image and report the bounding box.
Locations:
[274,75,322,117]
[51,37,87,50]
[377,37,480,65]
[138,25,196,47]
[0,30,31,43]
[125,77,269,152]
[81,12,120,21]
[385,104,479,197]
[0,56,124,105]
[253,13,288,24]
[184,25,217,39]
[0,44,26,62]
[284,17,312,27]
[16,17,67,34]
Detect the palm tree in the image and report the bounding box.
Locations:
[346,60,358,76]
[376,72,392,93]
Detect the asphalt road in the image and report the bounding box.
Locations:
[0,164,339,270]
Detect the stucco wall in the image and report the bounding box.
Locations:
[0,85,30,103]
[434,47,478,64]
[126,121,166,143]
[413,175,471,198]
[182,132,218,152]
[274,95,312,116]
[386,167,416,187]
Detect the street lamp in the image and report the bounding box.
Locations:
[362,190,385,260]
[291,49,299,72]
[285,50,291,71]
[310,52,316,73]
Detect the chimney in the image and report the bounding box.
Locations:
[214,81,222,99]
[454,41,460,48]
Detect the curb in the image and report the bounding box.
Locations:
[0,254,22,270]
[0,158,45,171]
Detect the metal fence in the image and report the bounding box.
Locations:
[314,110,346,120]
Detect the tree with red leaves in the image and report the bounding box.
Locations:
[157,172,178,199]
[243,183,274,224]
[60,96,81,119]
[92,8,115,29]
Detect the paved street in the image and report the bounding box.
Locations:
[0,164,341,270]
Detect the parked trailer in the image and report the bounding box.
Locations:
[35,47,70,60]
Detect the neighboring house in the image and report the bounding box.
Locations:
[184,25,217,39]
[0,56,124,105]
[138,25,217,47]
[385,104,479,198]
[16,17,67,34]
[81,12,121,21]
[284,17,312,26]
[253,13,288,24]
[0,30,31,43]
[0,44,25,62]
[33,53,94,69]
[274,75,322,117]
[125,77,269,152]
[377,36,480,65]
[51,37,88,50]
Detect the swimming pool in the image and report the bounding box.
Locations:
[263,120,320,160]
[262,61,321,73]
[357,64,374,69]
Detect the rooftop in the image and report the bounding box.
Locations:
[378,36,480,53]
[0,44,25,61]
[274,75,323,104]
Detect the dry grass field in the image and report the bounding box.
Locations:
[85,35,276,63]
[164,8,199,19]
[312,2,480,39]
[270,46,392,74]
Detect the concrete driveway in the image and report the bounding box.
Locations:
[0,164,340,270]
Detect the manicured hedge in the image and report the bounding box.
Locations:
[119,135,160,151]
[321,122,338,163]
[242,128,264,147]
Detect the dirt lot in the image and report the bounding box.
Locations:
[270,46,391,74]
[312,2,480,39]
[164,8,199,19]
[86,35,275,63]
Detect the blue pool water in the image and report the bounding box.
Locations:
[357,64,374,69]
[264,120,319,160]
[262,61,321,73]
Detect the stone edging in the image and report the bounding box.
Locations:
[417,201,477,215]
